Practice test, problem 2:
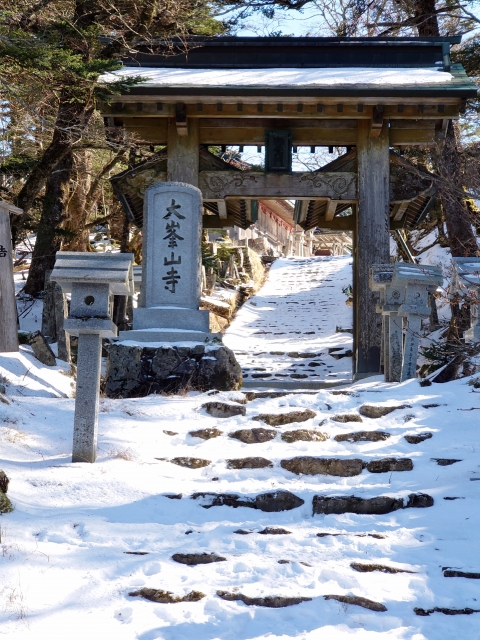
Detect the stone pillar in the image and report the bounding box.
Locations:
[72,333,102,463]
[355,121,390,378]
[0,202,22,352]
[126,182,218,342]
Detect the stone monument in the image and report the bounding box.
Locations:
[451,257,480,342]
[120,181,218,342]
[0,200,23,353]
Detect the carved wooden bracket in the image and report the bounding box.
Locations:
[199,171,357,200]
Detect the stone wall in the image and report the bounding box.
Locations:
[104,342,242,398]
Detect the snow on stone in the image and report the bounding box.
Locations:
[1,256,480,639]
[103,66,453,87]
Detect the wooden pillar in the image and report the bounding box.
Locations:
[0,202,22,352]
[167,116,199,186]
[355,121,390,378]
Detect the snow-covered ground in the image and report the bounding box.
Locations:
[224,257,353,386]
[1,257,480,640]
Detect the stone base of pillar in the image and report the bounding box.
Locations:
[105,342,242,397]
[119,329,221,342]
[133,307,211,332]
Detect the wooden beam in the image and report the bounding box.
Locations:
[199,171,357,200]
[175,103,188,136]
[370,106,384,138]
[391,201,410,221]
[202,215,236,228]
[100,100,460,121]
[167,118,199,186]
[325,200,337,221]
[355,120,390,377]
[217,200,228,219]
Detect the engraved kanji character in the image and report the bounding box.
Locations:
[164,252,182,266]
[164,221,184,248]
[0,245,6,257]
[163,198,185,220]
[162,267,181,293]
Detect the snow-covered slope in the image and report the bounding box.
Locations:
[1,257,480,640]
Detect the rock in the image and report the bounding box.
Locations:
[189,428,223,440]
[281,429,328,443]
[105,344,242,398]
[172,553,226,566]
[359,404,410,419]
[332,414,363,423]
[229,428,277,444]
[129,588,205,603]
[0,384,5,395]
[329,349,353,360]
[312,495,404,515]
[226,457,273,469]
[234,529,253,535]
[317,532,385,539]
[163,430,177,436]
[0,392,9,405]
[164,493,182,499]
[27,331,56,366]
[192,490,304,512]
[0,493,13,514]
[202,402,246,418]
[404,432,433,444]
[258,527,291,535]
[334,430,390,443]
[415,606,480,616]
[0,471,9,494]
[281,457,363,477]
[170,457,211,469]
[324,595,387,612]
[244,391,290,401]
[405,493,434,508]
[443,570,480,579]
[431,355,464,383]
[253,409,316,426]
[351,563,414,574]
[216,591,312,608]
[432,458,462,466]
[366,458,413,473]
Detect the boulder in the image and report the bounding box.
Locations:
[189,428,223,440]
[253,409,316,426]
[432,458,462,466]
[324,594,387,612]
[202,402,246,418]
[366,458,413,473]
[332,414,363,423]
[192,489,304,512]
[404,432,433,444]
[172,553,226,566]
[226,457,273,469]
[170,457,211,469]
[335,431,390,443]
[405,493,434,508]
[217,591,311,608]
[281,429,328,443]
[28,331,56,366]
[415,606,480,616]
[351,563,414,574]
[129,588,205,603]
[105,343,242,397]
[229,428,277,444]
[359,404,410,419]
[258,527,291,535]
[443,570,480,579]
[281,457,363,477]
[312,495,404,515]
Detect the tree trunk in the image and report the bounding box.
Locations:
[438,120,478,257]
[24,149,73,296]
[413,0,440,36]
[62,150,93,252]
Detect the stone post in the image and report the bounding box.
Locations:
[72,333,102,463]
[452,258,480,342]
[0,201,22,352]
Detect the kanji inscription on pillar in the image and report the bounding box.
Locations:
[143,182,203,310]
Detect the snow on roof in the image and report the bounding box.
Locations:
[103,66,452,87]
